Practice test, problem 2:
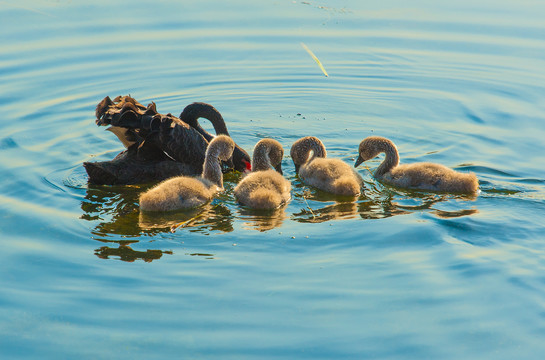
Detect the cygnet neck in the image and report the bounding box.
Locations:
[202,153,222,188]
[202,136,233,188]
[307,141,326,163]
[375,138,400,177]
[292,136,326,164]
[252,139,283,172]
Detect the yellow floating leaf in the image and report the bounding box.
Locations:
[301,42,329,77]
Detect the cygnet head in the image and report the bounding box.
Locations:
[355,136,397,167]
[207,134,236,162]
[253,138,284,173]
[290,136,327,173]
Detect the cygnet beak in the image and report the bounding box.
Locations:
[354,155,365,168]
[294,163,300,173]
[221,157,235,173]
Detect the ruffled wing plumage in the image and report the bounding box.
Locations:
[95,96,209,172]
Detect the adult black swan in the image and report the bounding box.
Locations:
[83,96,250,185]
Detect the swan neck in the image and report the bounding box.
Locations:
[291,136,326,169]
[375,142,399,177]
[205,110,229,136]
[181,103,229,136]
[253,153,270,172]
[308,143,326,163]
[252,144,273,172]
[202,153,223,188]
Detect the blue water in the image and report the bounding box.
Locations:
[1,0,545,359]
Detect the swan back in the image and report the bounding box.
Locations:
[139,176,215,212]
[94,95,210,175]
[386,162,479,193]
[300,157,362,196]
[234,170,291,209]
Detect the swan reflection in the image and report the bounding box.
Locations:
[81,184,235,238]
[290,184,478,223]
[292,201,358,223]
[289,185,361,223]
[140,203,234,233]
[81,184,144,236]
[362,188,478,219]
[95,243,171,262]
[80,172,478,245]
[238,206,288,232]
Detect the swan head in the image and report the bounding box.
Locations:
[355,136,395,167]
[207,135,236,162]
[241,159,252,174]
[290,136,326,173]
[222,157,235,172]
[253,138,284,174]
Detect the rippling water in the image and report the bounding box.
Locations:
[2,0,545,359]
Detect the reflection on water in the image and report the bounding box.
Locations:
[82,184,235,261]
[293,200,359,223]
[139,204,210,231]
[81,183,146,237]
[3,0,545,358]
[366,187,478,220]
[290,181,478,223]
[82,183,236,238]
[141,203,234,234]
[433,208,478,218]
[357,197,411,220]
[238,206,288,231]
[81,176,479,240]
[95,243,171,262]
[289,183,361,223]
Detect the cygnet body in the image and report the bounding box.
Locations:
[355,136,479,193]
[234,138,291,209]
[139,135,235,211]
[290,136,362,196]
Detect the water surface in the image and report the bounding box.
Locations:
[1,0,545,359]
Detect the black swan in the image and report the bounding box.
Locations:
[83,96,250,185]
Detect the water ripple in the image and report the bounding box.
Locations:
[2,1,545,359]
